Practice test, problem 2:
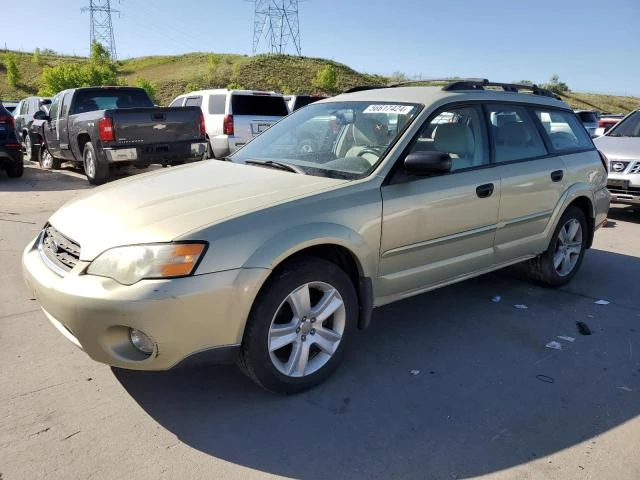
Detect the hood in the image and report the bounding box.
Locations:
[49,161,347,260]
[593,135,640,160]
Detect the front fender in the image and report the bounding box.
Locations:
[244,222,377,280]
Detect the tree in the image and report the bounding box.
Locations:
[32,48,41,64]
[5,53,21,87]
[312,65,338,94]
[134,77,157,103]
[542,73,570,94]
[39,42,120,95]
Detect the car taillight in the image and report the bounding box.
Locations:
[99,117,115,142]
[597,150,609,172]
[0,115,14,129]
[4,143,21,150]
[199,112,206,136]
[223,114,234,136]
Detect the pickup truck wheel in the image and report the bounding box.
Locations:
[204,140,214,159]
[527,206,587,287]
[83,142,109,185]
[39,146,61,170]
[238,257,357,394]
[23,133,38,162]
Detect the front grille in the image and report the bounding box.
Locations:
[609,160,631,173]
[608,185,640,196]
[39,225,81,274]
[629,162,640,174]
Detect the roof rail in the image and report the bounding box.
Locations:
[442,79,561,99]
[388,78,488,87]
[343,85,389,93]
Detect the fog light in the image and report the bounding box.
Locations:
[129,328,155,355]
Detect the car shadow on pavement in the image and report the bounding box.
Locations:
[0,163,92,192]
[114,248,640,479]
[607,204,640,225]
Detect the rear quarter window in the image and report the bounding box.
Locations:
[534,109,593,152]
[231,95,288,116]
[184,96,202,107]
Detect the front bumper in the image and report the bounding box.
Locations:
[22,237,268,370]
[607,173,640,206]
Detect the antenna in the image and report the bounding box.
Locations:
[81,0,119,60]
[248,1,306,55]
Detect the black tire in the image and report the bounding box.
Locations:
[6,160,24,178]
[527,206,588,287]
[39,145,62,170]
[23,132,38,162]
[204,140,214,159]
[238,257,357,394]
[83,141,109,185]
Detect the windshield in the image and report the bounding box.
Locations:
[607,111,640,137]
[231,101,421,179]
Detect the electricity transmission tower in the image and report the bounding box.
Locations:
[81,0,119,60]
[250,1,305,55]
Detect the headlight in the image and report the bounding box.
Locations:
[86,242,207,285]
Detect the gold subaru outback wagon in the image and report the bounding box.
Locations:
[23,80,610,393]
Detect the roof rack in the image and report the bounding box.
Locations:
[344,78,561,99]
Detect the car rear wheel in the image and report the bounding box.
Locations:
[6,160,24,178]
[23,133,38,162]
[527,206,588,287]
[39,145,61,170]
[238,257,357,394]
[83,142,109,185]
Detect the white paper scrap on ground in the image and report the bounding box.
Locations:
[409,370,420,376]
[545,341,563,350]
[492,295,502,303]
[557,336,575,342]
[514,304,528,309]
[594,299,610,305]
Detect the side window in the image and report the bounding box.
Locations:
[533,109,593,152]
[208,94,226,114]
[169,97,184,107]
[60,92,71,117]
[19,101,27,115]
[485,104,547,163]
[49,95,60,120]
[408,106,488,171]
[184,96,202,107]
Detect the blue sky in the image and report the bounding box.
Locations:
[4,0,640,95]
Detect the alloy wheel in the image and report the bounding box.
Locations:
[553,218,583,276]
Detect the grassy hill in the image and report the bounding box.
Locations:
[1,49,639,114]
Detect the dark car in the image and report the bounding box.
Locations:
[285,95,327,113]
[0,102,24,178]
[1,100,19,114]
[31,86,207,184]
[14,96,51,161]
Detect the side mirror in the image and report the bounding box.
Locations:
[33,110,49,121]
[404,151,452,175]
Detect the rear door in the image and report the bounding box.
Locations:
[230,93,288,144]
[58,91,75,160]
[44,94,62,157]
[486,103,567,263]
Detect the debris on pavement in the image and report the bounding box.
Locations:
[594,299,610,305]
[576,321,592,336]
[514,304,528,309]
[545,341,563,350]
[491,295,502,303]
[557,335,575,342]
[409,369,420,376]
[617,386,633,392]
[536,374,555,383]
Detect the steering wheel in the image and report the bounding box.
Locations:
[356,145,386,157]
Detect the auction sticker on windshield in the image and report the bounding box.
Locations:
[363,105,414,114]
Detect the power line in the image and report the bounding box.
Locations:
[248,1,306,55]
[81,0,119,60]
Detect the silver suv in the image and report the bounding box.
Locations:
[23,79,610,393]
[170,89,289,159]
[594,109,640,207]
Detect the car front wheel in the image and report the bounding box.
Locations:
[527,206,588,287]
[238,257,357,394]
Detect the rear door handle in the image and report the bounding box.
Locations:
[476,183,494,198]
[551,170,564,182]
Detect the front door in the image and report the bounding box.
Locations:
[44,93,61,157]
[378,105,500,303]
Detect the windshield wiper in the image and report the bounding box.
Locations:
[244,159,305,174]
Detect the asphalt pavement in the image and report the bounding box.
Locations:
[1,162,639,480]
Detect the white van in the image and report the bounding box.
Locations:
[169,89,288,159]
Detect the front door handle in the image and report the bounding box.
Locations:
[476,183,494,198]
[551,170,564,182]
